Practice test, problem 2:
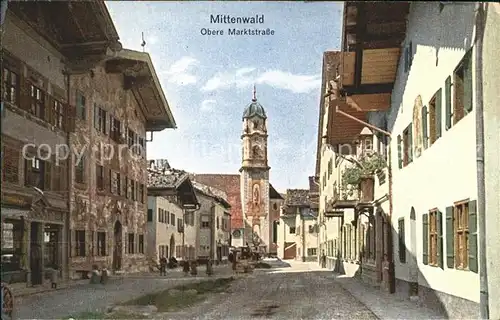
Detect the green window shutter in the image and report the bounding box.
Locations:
[422,214,429,265]
[437,210,443,269]
[445,206,455,269]
[435,88,442,139]
[468,200,478,273]
[397,134,403,169]
[408,41,413,67]
[408,123,413,163]
[93,104,99,130]
[464,51,473,114]
[445,76,452,130]
[422,106,428,149]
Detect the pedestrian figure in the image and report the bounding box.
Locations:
[183,260,190,276]
[190,260,198,276]
[50,265,58,289]
[159,255,167,276]
[100,266,109,284]
[321,250,327,268]
[206,258,213,276]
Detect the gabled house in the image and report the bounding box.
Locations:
[321,2,497,318]
[277,189,318,261]
[147,160,199,263]
[191,181,231,263]
[1,1,119,285]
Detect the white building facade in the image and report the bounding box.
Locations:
[387,3,480,318]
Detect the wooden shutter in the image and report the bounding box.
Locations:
[464,51,473,114]
[43,161,52,191]
[2,145,20,184]
[407,123,413,163]
[422,106,428,149]
[445,76,452,130]
[436,210,443,269]
[422,213,429,265]
[445,206,454,268]
[468,200,478,273]
[67,103,76,132]
[397,135,402,169]
[94,105,99,130]
[19,77,31,112]
[70,230,76,257]
[104,168,111,192]
[45,95,53,125]
[435,88,442,139]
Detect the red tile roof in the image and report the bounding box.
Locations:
[190,174,243,229]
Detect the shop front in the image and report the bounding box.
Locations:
[1,191,67,286]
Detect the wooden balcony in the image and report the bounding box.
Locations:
[339,2,410,112]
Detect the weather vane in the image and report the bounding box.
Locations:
[141,32,146,52]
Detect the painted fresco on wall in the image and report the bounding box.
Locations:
[247,181,264,217]
[413,95,424,158]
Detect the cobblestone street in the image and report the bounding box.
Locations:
[14,262,381,320]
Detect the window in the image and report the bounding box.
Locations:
[30,84,45,119]
[361,136,373,156]
[171,213,175,226]
[453,50,473,125]
[116,173,121,195]
[454,202,469,269]
[53,100,64,129]
[94,105,107,134]
[96,165,104,190]
[272,221,278,243]
[428,210,440,267]
[131,181,136,201]
[127,233,135,254]
[307,248,317,256]
[3,67,19,105]
[110,116,121,142]
[201,216,210,228]
[127,129,136,148]
[139,184,144,203]
[216,217,220,229]
[289,227,296,234]
[158,209,164,223]
[25,158,45,190]
[125,178,130,199]
[97,232,106,256]
[177,219,183,233]
[75,230,86,257]
[428,89,442,146]
[138,235,144,254]
[147,209,153,222]
[111,171,120,195]
[398,218,406,263]
[76,91,86,120]
[75,156,85,184]
[402,124,413,166]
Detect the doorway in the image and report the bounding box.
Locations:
[30,222,42,285]
[169,235,175,258]
[113,221,122,271]
[409,207,419,297]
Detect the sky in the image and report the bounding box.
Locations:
[106,1,342,192]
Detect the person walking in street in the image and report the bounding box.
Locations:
[321,250,327,268]
[159,255,167,276]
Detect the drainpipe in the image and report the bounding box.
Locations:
[474,3,489,319]
[335,106,395,293]
[302,209,306,262]
[65,71,72,280]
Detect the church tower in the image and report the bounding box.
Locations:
[240,86,271,251]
